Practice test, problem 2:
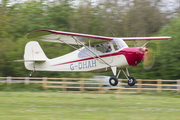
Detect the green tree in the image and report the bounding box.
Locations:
[158,17,180,79]
[0,38,13,76]
[45,0,73,31]
[0,0,175,79]
[8,1,47,39]
[122,0,166,37]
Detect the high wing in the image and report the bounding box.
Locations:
[27,29,113,45]
[26,29,171,72]
[27,29,171,45]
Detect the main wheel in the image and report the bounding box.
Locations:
[127,77,136,86]
[109,76,118,86]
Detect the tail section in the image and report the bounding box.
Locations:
[24,41,48,70]
[24,41,48,62]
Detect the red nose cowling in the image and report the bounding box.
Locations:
[121,47,147,66]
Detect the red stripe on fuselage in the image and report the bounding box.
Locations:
[53,47,142,67]
[52,53,116,66]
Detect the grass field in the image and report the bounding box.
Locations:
[0,92,180,120]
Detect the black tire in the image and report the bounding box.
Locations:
[109,76,118,86]
[29,73,33,77]
[127,77,136,86]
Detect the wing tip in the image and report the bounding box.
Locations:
[27,29,52,39]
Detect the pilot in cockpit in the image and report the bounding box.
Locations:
[106,45,112,52]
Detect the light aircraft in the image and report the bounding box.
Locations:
[20,29,171,86]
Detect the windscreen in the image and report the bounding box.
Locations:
[112,38,128,50]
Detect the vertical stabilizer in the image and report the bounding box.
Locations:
[24,41,48,61]
[24,41,48,71]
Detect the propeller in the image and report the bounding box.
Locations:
[143,47,155,70]
[135,39,156,70]
[135,31,155,70]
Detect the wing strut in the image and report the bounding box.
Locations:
[111,66,117,76]
[142,40,150,47]
[57,37,97,59]
[72,36,111,67]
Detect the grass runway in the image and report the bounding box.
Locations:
[0,92,180,120]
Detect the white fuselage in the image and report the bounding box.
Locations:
[25,47,129,72]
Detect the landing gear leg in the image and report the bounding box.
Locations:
[29,62,36,77]
[109,67,136,86]
[122,68,136,86]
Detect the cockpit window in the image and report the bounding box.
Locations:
[113,43,119,51]
[78,38,128,58]
[96,44,104,53]
[78,47,95,58]
[96,43,112,55]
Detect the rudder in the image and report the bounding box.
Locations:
[24,41,48,61]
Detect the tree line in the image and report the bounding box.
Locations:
[0,0,180,80]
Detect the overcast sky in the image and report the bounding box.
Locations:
[1,0,179,13]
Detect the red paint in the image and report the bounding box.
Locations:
[118,47,146,66]
[34,51,40,54]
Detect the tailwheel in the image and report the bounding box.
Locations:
[127,77,136,86]
[29,70,35,77]
[29,73,33,77]
[109,76,118,86]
